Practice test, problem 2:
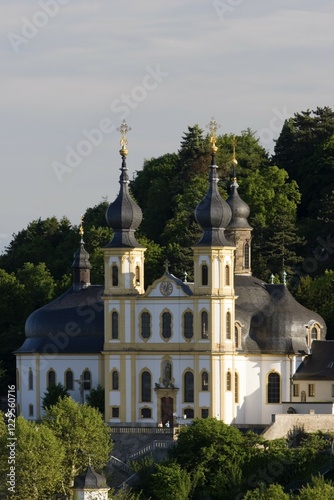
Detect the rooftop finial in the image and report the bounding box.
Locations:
[231,135,238,181]
[164,258,170,273]
[206,116,220,154]
[117,119,131,157]
[79,215,84,241]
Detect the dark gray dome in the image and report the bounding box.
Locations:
[105,157,143,248]
[226,180,252,229]
[73,465,108,489]
[194,158,232,246]
[235,275,326,354]
[17,286,104,354]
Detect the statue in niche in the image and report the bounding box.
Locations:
[162,361,172,388]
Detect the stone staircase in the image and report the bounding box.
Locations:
[106,428,175,491]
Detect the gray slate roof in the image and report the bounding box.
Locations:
[73,465,108,489]
[235,275,326,354]
[16,285,104,354]
[293,341,334,380]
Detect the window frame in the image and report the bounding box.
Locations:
[141,370,152,403]
[82,369,91,391]
[267,372,281,404]
[140,311,151,340]
[184,371,194,403]
[65,369,74,391]
[161,311,172,340]
[112,311,119,340]
[183,311,194,340]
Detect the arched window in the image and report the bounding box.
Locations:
[28,368,33,391]
[140,311,151,339]
[202,264,208,286]
[112,265,118,286]
[267,372,280,403]
[235,372,239,403]
[112,311,119,339]
[226,371,232,391]
[201,311,208,339]
[112,370,119,390]
[225,264,230,286]
[135,266,140,285]
[202,371,209,391]
[184,371,194,402]
[244,242,250,269]
[141,408,152,418]
[184,408,194,419]
[83,370,91,391]
[311,327,318,341]
[162,311,172,339]
[65,370,74,390]
[235,325,239,348]
[226,311,231,340]
[183,311,194,339]
[47,369,56,389]
[141,371,151,402]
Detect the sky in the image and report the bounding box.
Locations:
[0,0,333,254]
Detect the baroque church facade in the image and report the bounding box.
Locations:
[16,120,326,426]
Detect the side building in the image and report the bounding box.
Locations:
[15,120,326,426]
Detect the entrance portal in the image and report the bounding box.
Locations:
[161,397,173,426]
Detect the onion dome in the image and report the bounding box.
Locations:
[226,178,252,229]
[72,218,91,290]
[18,285,104,354]
[105,120,143,248]
[73,465,108,490]
[235,275,326,354]
[194,117,232,246]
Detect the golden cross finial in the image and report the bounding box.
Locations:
[117,119,132,157]
[231,135,238,178]
[79,215,84,238]
[206,116,220,153]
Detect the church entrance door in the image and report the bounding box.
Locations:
[161,397,173,426]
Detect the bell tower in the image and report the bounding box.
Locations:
[103,120,146,297]
[225,139,253,275]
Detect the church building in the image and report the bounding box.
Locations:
[15,119,326,427]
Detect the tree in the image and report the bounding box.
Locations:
[169,418,245,498]
[298,475,334,499]
[0,216,77,281]
[86,384,105,415]
[130,153,179,243]
[16,262,56,317]
[243,483,290,499]
[0,269,26,393]
[42,382,69,411]
[0,415,65,500]
[241,166,302,280]
[150,462,191,500]
[43,396,112,494]
[296,271,334,328]
[274,106,334,220]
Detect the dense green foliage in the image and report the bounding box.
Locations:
[42,382,69,410]
[131,419,334,499]
[0,398,112,498]
[86,383,105,415]
[43,396,112,492]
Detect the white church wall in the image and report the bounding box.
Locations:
[18,354,101,419]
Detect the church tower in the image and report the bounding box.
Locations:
[72,217,92,291]
[102,121,146,421]
[225,144,253,275]
[192,118,237,421]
